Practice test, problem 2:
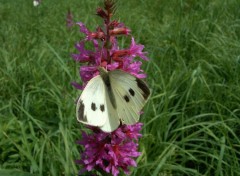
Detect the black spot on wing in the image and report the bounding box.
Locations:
[78,100,86,121]
[129,88,135,96]
[100,104,105,112]
[91,102,97,111]
[136,78,150,99]
[124,95,130,102]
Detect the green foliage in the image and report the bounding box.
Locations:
[0,0,240,175]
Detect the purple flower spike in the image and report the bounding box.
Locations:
[72,1,150,175]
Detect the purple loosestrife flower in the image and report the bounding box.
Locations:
[72,0,150,175]
[71,31,148,89]
[76,123,142,176]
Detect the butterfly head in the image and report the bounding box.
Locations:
[98,66,108,74]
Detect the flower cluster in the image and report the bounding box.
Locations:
[76,123,143,176]
[71,3,149,89]
[72,0,149,175]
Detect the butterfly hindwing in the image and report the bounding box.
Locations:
[99,91,120,132]
[109,70,150,124]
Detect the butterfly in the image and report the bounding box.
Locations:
[76,67,150,132]
[33,0,40,6]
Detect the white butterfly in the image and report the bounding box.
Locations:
[76,67,150,132]
[33,0,40,6]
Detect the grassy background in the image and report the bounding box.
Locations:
[0,0,240,175]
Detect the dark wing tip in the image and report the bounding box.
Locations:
[77,100,87,122]
[136,78,150,100]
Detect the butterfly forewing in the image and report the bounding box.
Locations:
[76,75,107,126]
[109,70,150,124]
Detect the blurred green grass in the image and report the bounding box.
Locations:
[0,0,240,175]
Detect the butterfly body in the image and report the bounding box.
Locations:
[76,67,150,132]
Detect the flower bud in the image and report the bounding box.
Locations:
[89,32,105,40]
[110,27,131,35]
[112,49,129,58]
[96,7,108,19]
